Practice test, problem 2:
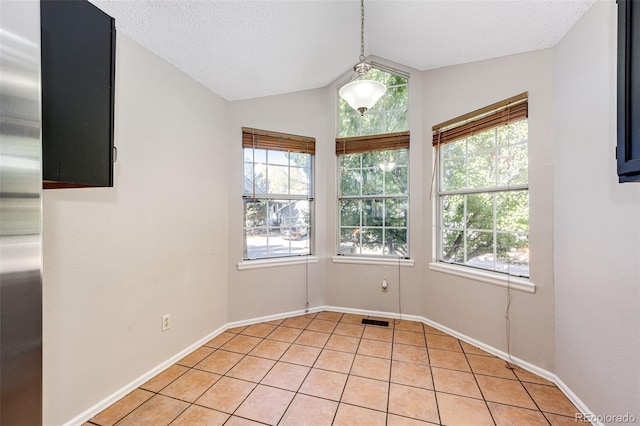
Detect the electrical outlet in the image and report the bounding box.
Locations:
[162,314,171,331]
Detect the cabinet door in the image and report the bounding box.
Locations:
[617,0,640,183]
[41,0,115,188]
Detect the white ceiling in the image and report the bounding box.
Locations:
[90,0,595,101]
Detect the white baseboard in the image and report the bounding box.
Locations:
[67,305,599,426]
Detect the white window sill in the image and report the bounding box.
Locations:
[237,256,318,271]
[332,256,415,267]
[428,262,535,294]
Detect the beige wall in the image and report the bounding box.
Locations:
[325,59,425,317]
[226,89,333,321]
[421,49,556,370]
[42,35,231,425]
[554,0,640,418]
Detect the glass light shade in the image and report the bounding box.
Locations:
[379,161,396,172]
[339,79,387,115]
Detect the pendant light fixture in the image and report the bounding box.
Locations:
[339,0,386,116]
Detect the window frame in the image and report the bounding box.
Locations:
[241,128,315,262]
[335,132,410,259]
[432,94,530,280]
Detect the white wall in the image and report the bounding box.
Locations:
[554,0,640,419]
[421,49,556,370]
[226,89,333,321]
[42,35,231,425]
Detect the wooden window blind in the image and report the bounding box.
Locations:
[432,93,528,146]
[335,131,410,155]
[242,127,315,154]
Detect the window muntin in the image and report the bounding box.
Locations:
[243,148,313,260]
[437,120,529,277]
[339,68,408,138]
[338,148,408,257]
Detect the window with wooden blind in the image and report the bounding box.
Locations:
[336,131,410,257]
[433,93,529,277]
[242,127,315,260]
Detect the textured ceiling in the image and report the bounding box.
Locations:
[90,0,595,101]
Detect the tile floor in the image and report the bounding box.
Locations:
[87,311,582,426]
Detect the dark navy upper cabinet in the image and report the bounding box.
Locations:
[617,0,640,183]
[41,0,116,189]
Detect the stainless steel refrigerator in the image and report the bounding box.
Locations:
[0,1,43,425]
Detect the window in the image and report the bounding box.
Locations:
[242,128,314,260]
[337,132,409,257]
[339,66,408,138]
[434,94,529,277]
[337,66,410,258]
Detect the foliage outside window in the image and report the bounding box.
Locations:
[339,67,408,138]
[338,148,408,257]
[437,116,529,277]
[337,66,410,258]
[243,129,314,260]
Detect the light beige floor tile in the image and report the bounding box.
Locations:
[314,349,355,374]
[171,405,229,426]
[325,334,360,353]
[431,367,482,399]
[545,412,585,425]
[394,320,424,333]
[223,416,265,426]
[436,392,493,426]
[265,326,303,343]
[425,334,462,352]
[423,324,447,336]
[260,362,310,391]
[235,384,295,425]
[459,341,492,356]
[341,376,389,412]
[195,376,256,413]
[388,383,439,424]
[280,344,321,367]
[226,355,275,383]
[393,343,429,364]
[514,369,554,386]
[281,316,312,329]
[334,322,364,338]
[316,311,343,321]
[340,313,368,324]
[248,339,290,360]
[299,368,348,401]
[362,326,393,342]
[90,389,154,426]
[140,365,188,393]
[295,330,331,348]
[387,414,437,425]
[176,347,215,367]
[357,338,392,359]
[220,335,262,354]
[279,394,338,426]
[466,353,518,379]
[488,401,550,426]
[475,375,537,409]
[333,403,386,426]
[227,325,248,334]
[350,354,391,381]
[204,332,236,348]
[241,323,277,338]
[116,394,189,426]
[391,360,433,389]
[159,369,220,402]
[428,348,471,372]
[195,350,243,375]
[306,319,338,333]
[394,330,426,347]
[523,382,579,417]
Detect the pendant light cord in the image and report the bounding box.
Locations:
[359,0,366,62]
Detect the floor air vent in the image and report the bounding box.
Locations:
[361,319,389,327]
